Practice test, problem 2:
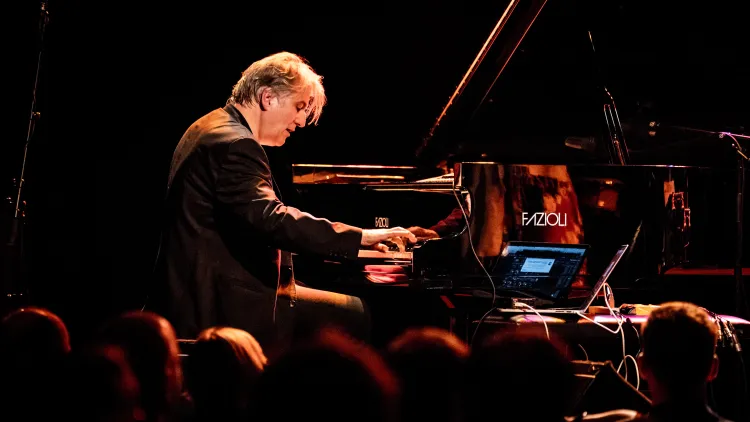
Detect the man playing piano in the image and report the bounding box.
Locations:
[149,52,415,352]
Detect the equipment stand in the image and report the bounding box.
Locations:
[3,1,49,304]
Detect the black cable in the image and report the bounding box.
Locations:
[577,344,589,361]
[737,350,749,416]
[631,320,641,355]
[724,320,749,411]
[470,306,498,347]
[451,179,497,308]
[451,174,502,349]
[707,312,749,416]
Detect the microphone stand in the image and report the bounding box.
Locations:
[725,132,749,319]
[4,1,49,303]
[651,122,750,317]
[586,30,630,165]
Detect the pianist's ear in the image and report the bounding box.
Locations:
[259,87,276,112]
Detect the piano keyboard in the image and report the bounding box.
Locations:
[358,249,413,260]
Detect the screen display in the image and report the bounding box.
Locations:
[520,258,555,273]
[496,244,587,299]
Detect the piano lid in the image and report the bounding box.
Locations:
[415,0,551,163]
[413,0,749,168]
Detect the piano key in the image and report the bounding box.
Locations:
[357,250,413,260]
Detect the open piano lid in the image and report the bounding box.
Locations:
[294,0,558,184]
[292,1,746,179]
[415,0,561,166]
[413,0,747,169]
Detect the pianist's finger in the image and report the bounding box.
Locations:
[373,243,389,253]
[361,228,417,245]
[389,227,417,243]
[408,226,439,240]
[388,236,406,252]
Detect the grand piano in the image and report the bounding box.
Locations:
[285,1,748,306]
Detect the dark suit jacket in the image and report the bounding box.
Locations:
[151,104,362,341]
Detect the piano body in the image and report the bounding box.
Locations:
[288,0,748,297]
[292,161,738,291]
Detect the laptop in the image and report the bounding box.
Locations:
[495,244,629,315]
[490,241,590,304]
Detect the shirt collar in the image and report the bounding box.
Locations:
[223,103,252,134]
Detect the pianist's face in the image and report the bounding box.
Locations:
[258,87,312,146]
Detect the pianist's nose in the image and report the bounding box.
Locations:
[294,111,307,128]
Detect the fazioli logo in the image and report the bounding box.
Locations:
[522,212,567,226]
[374,217,390,228]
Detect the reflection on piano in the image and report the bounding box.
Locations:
[358,250,412,260]
[288,0,748,296]
[293,161,740,292]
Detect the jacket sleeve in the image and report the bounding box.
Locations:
[429,207,466,236]
[215,137,363,260]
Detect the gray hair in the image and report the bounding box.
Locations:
[228,51,326,125]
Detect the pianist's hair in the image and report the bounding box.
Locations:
[227,51,326,125]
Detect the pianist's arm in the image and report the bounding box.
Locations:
[215,137,363,260]
[408,207,466,239]
[428,207,465,236]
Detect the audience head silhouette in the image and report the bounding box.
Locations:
[386,327,469,422]
[187,326,267,421]
[98,310,182,422]
[465,329,576,422]
[639,301,720,397]
[0,307,71,421]
[0,306,70,361]
[64,344,146,422]
[254,328,400,422]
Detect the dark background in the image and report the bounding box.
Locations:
[2,0,748,337]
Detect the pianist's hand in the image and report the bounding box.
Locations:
[407,226,439,240]
[361,227,417,252]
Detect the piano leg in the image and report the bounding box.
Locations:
[440,295,457,335]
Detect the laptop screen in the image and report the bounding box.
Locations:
[495,242,589,300]
[579,244,629,310]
